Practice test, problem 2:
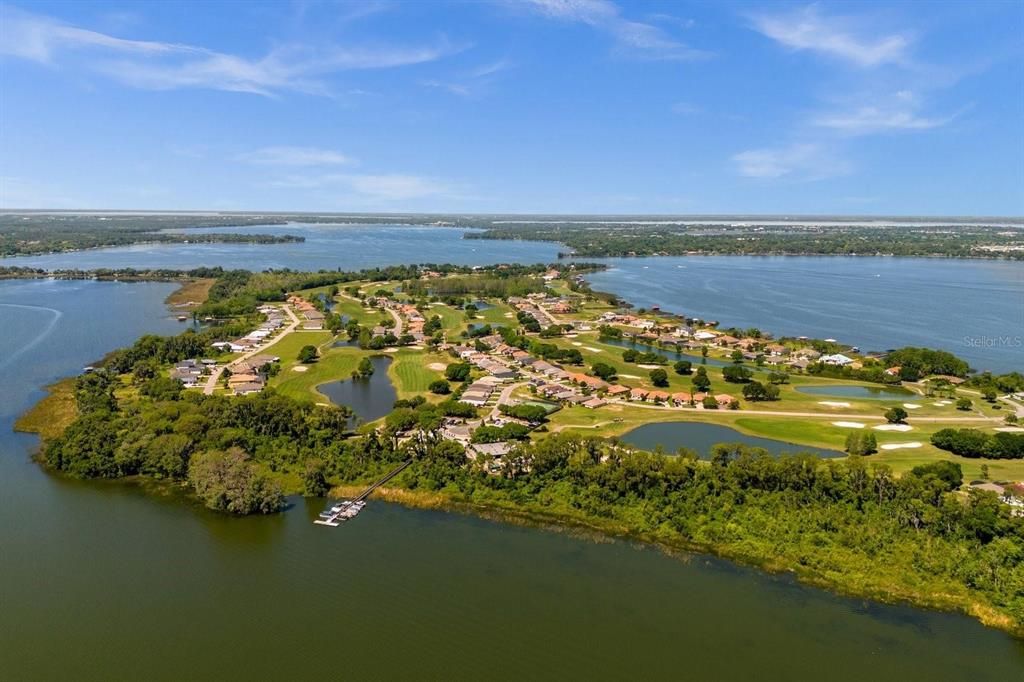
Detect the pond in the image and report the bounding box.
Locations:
[796,385,920,401]
[316,355,397,424]
[620,421,843,459]
[599,337,739,369]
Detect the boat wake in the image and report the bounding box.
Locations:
[0,303,64,371]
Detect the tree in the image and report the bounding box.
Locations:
[188,448,284,515]
[354,356,374,378]
[845,432,878,456]
[767,371,789,385]
[701,396,719,409]
[742,381,780,401]
[956,397,973,411]
[692,368,711,392]
[429,379,451,395]
[297,345,318,364]
[673,360,693,375]
[649,368,669,387]
[722,365,753,383]
[302,459,330,497]
[731,350,744,364]
[445,362,471,382]
[591,362,617,381]
[622,349,639,363]
[885,406,908,424]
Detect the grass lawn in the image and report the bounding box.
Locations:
[389,349,446,398]
[14,377,78,440]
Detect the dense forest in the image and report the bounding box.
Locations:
[464,223,1024,260]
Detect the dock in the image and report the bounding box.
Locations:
[314,458,413,527]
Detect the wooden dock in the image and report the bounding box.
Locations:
[314,458,413,527]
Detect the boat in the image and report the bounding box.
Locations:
[177,315,188,321]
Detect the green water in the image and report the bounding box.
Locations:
[796,385,920,400]
[2,279,1022,680]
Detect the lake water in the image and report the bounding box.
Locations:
[9,227,1018,372]
[316,355,397,424]
[3,237,1024,677]
[620,421,843,459]
[796,385,921,401]
[584,256,1024,373]
[6,223,562,271]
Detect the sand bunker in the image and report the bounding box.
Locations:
[933,400,952,406]
[873,424,913,432]
[832,421,866,428]
[291,366,308,372]
[619,374,641,379]
[584,347,603,353]
[903,403,921,409]
[994,426,1024,433]
[427,363,447,371]
[572,342,583,346]
[880,442,923,450]
[638,363,663,369]
[818,401,851,408]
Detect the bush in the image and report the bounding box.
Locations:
[445,362,472,382]
[673,360,693,375]
[956,397,973,411]
[297,345,318,363]
[429,379,451,395]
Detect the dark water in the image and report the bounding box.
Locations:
[621,421,843,459]
[316,355,397,423]
[584,256,1024,373]
[796,385,920,400]
[599,336,735,368]
[1,280,1023,678]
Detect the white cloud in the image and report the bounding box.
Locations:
[264,172,454,201]
[748,5,910,67]
[0,5,458,96]
[238,146,355,166]
[521,0,709,61]
[813,106,955,134]
[732,143,849,181]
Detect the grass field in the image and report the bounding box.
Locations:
[14,377,77,440]
[388,349,446,397]
[165,278,215,306]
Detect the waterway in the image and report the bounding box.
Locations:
[796,385,921,401]
[2,240,1024,678]
[620,421,843,459]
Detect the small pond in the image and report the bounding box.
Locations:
[316,355,397,424]
[796,385,919,401]
[620,421,843,459]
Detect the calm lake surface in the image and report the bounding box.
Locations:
[3,239,1024,678]
[584,255,1024,373]
[621,421,843,459]
[796,385,921,400]
[316,355,397,424]
[9,225,1019,372]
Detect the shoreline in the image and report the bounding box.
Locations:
[334,483,1023,638]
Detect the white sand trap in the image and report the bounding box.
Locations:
[873,424,913,432]
[427,362,447,371]
[638,363,662,369]
[818,401,851,408]
[903,403,921,409]
[994,426,1024,433]
[932,402,949,407]
[504,312,514,318]
[833,421,866,429]
[880,442,923,450]
[572,342,583,346]
[291,365,309,372]
[383,348,399,353]
[619,374,641,379]
[584,346,603,353]
[933,400,952,406]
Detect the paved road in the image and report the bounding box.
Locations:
[203,304,300,395]
[488,381,528,420]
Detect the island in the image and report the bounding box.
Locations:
[16,262,1024,636]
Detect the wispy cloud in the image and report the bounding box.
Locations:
[520,0,710,61]
[748,5,910,67]
[732,143,849,181]
[237,146,355,166]
[0,5,459,96]
[264,172,455,201]
[419,58,513,98]
[812,94,960,135]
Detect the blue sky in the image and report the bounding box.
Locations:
[1,0,1021,214]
